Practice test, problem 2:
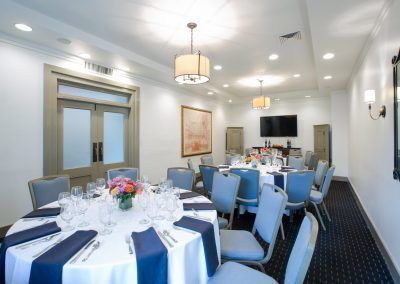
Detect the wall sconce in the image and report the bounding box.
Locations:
[364,89,386,120]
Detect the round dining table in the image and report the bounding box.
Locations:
[5,190,220,284]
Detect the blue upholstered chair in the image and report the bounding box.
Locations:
[187,159,194,170]
[28,175,70,209]
[200,155,214,165]
[309,166,335,231]
[211,172,241,229]
[304,151,313,167]
[230,168,260,208]
[187,159,204,191]
[313,160,328,189]
[285,171,315,212]
[220,184,288,272]
[167,167,195,191]
[308,154,319,171]
[209,213,319,284]
[199,165,219,194]
[108,167,139,181]
[288,156,305,170]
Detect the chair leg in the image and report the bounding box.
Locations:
[290,210,293,223]
[280,222,285,240]
[312,202,326,231]
[256,262,266,273]
[322,201,332,222]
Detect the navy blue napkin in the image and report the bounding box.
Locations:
[174,216,219,277]
[183,203,216,211]
[270,172,284,190]
[179,192,201,200]
[23,208,61,218]
[131,227,168,284]
[29,230,97,284]
[0,222,61,283]
[280,168,295,173]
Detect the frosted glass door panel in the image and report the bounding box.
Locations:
[63,108,92,169]
[59,84,129,103]
[103,112,125,164]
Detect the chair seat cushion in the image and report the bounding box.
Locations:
[309,190,323,203]
[218,216,228,229]
[208,261,277,284]
[220,230,264,260]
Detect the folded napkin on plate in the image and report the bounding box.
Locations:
[0,222,61,283]
[269,172,284,190]
[174,216,219,277]
[179,192,201,200]
[29,230,97,284]
[183,203,216,211]
[131,227,168,284]
[23,207,61,219]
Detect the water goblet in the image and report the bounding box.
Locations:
[145,199,158,227]
[154,190,165,221]
[98,205,112,235]
[87,182,97,202]
[166,194,177,222]
[71,186,83,203]
[77,193,90,227]
[138,192,149,225]
[60,204,75,232]
[96,178,106,196]
[58,192,71,207]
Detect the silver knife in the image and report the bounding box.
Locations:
[156,230,173,248]
[69,239,96,264]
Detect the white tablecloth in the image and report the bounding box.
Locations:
[5,191,220,284]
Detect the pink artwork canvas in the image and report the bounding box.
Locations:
[181,106,212,157]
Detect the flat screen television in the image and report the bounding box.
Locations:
[260,115,298,137]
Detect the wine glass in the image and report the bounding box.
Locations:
[138,192,149,225]
[71,186,83,203]
[60,204,74,231]
[145,199,158,227]
[87,182,97,202]
[96,178,106,196]
[98,205,112,235]
[58,192,71,207]
[77,193,90,227]
[154,189,165,220]
[166,194,177,222]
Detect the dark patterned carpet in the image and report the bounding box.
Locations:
[232,181,394,283]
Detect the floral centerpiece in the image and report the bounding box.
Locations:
[260,147,271,155]
[246,153,263,166]
[108,177,142,210]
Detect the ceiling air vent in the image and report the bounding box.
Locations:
[84,62,113,76]
[279,31,301,44]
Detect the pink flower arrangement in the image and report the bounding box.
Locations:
[108,177,142,201]
[261,147,271,155]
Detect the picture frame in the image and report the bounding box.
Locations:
[181,105,212,157]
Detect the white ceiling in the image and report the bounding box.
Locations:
[0,0,388,101]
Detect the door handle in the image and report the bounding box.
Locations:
[99,142,103,162]
[93,143,98,163]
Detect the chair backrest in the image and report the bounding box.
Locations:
[200,155,214,165]
[167,167,195,190]
[230,168,260,204]
[187,159,194,170]
[286,171,315,204]
[108,168,139,181]
[288,156,305,170]
[320,166,335,198]
[253,184,288,262]
[211,172,241,214]
[314,160,328,186]
[304,151,313,166]
[308,154,319,171]
[199,165,219,193]
[289,149,302,156]
[284,213,319,284]
[28,175,70,209]
[275,157,284,166]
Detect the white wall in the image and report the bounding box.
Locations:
[0,40,229,226]
[228,93,331,153]
[330,90,349,177]
[347,0,400,274]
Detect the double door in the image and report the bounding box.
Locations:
[58,100,129,187]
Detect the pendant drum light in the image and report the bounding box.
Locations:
[252,79,271,109]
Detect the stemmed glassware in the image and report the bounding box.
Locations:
[77,193,90,227]
[98,204,112,235]
[87,182,97,202]
[166,194,177,222]
[96,178,106,197]
[71,186,83,203]
[154,188,165,220]
[138,191,149,225]
[60,204,75,231]
[58,192,71,207]
[145,198,158,227]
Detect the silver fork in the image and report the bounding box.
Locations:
[16,233,61,250]
[163,230,178,243]
[22,217,56,222]
[32,235,65,258]
[124,234,133,254]
[82,241,101,262]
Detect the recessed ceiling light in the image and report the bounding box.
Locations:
[323,53,335,60]
[293,74,301,78]
[275,98,280,101]
[213,65,222,70]
[223,84,229,88]
[238,75,285,87]
[79,53,91,59]
[324,75,332,80]
[305,95,311,98]
[208,91,214,95]
[14,23,32,32]
[269,54,279,61]
[228,99,232,103]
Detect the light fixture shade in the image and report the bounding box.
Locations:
[174,54,210,84]
[364,89,376,104]
[252,96,271,109]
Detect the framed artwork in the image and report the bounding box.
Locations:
[181,105,212,157]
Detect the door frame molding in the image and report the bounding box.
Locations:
[44,64,140,176]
